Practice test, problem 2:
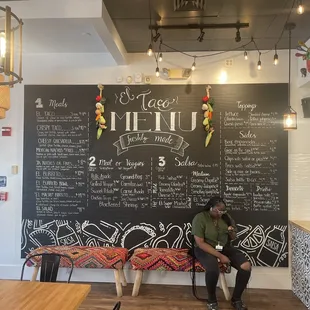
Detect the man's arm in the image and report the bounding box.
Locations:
[228,226,237,240]
[227,213,238,240]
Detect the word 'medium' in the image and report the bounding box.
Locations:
[110,111,197,132]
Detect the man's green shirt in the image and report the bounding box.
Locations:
[192,211,237,247]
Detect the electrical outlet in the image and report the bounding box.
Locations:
[225,59,233,67]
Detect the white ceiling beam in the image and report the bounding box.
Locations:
[91,2,128,66]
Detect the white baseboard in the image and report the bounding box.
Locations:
[0,265,291,290]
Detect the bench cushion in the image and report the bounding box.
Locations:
[130,248,229,273]
[26,246,128,270]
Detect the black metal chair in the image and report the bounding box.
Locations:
[21,253,74,283]
[113,302,121,310]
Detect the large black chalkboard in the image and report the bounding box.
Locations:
[22,84,288,267]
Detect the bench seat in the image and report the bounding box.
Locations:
[26,245,128,297]
[129,247,230,300]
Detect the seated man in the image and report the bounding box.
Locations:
[192,196,251,310]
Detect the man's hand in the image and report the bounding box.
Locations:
[227,226,237,240]
[195,235,225,259]
[219,254,230,264]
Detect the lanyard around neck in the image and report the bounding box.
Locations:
[213,219,220,242]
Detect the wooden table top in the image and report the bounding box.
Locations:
[290,220,310,234]
[0,280,91,310]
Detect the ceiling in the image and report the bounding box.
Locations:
[0,0,111,55]
[22,19,108,54]
[103,0,310,53]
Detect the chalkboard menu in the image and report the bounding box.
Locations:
[22,84,288,267]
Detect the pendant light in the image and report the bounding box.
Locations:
[0,6,23,87]
[283,23,297,130]
[146,0,153,57]
[297,0,305,14]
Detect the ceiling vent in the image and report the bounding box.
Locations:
[174,0,206,12]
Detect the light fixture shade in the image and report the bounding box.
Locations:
[283,106,297,130]
[0,6,23,87]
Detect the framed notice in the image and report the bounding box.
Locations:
[0,176,7,187]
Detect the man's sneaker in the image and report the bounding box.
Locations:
[231,300,248,310]
[207,302,218,310]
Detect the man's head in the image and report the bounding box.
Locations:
[206,196,227,219]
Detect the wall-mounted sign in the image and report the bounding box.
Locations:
[0,192,8,201]
[0,176,7,187]
[22,84,289,267]
[1,127,12,136]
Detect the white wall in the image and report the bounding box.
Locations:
[0,50,309,289]
[291,37,310,220]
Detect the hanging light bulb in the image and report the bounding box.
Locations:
[257,52,262,70]
[159,52,163,62]
[273,53,279,65]
[273,45,278,65]
[297,0,304,14]
[147,44,153,56]
[244,51,248,60]
[257,60,262,70]
[283,22,297,130]
[155,67,160,77]
[297,4,304,14]
[191,57,196,71]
